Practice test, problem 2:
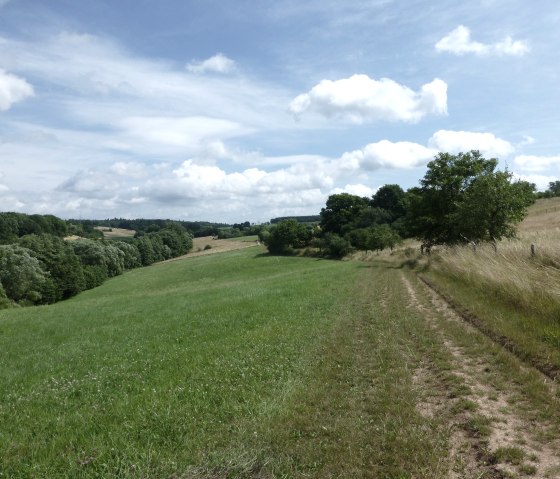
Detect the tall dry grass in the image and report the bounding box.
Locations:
[429,231,560,319]
[423,225,560,377]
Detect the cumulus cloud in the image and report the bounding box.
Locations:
[289,75,447,123]
[48,157,338,221]
[0,69,34,111]
[110,161,148,178]
[340,140,436,171]
[186,53,236,74]
[512,173,557,191]
[514,155,560,172]
[435,25,529,56]
[429,130,515,158]
[330,183,375,197]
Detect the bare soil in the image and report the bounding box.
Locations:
[402,273,560,478]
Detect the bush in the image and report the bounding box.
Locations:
[19,234,85,301]
[0,282,13,309]
[266,219,312,254]
[321,233,352,259]
[114,241,142,269]
[0,245,49,305]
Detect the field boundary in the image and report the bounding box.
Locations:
[417,274,560,383]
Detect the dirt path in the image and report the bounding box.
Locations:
[402,272,560,478]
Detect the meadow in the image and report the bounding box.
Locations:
[0,246,451,478]
[2,201,560,478]
[419,197,560,380]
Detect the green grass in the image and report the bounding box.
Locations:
[0,249,354,477]
[421,267,560,380]
[492,446,525,465]
[0,250,449,478]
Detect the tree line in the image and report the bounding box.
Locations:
[0,219,192,309]
[70,218,234,238]
[260,151,536,257]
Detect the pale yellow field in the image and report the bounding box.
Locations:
[94,226,137,239]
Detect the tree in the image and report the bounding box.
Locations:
[71,239,110,289]
[366,224,401,252]
[0,245,49,305]
[371,184,407,220]
[265,219,311,254]
[407,150,535,246]
[455,171,535,242]
[320,193,369,235]
[0,213,18,244]
[136,236,156,266]
[546,180,560,197]
[157,224,193,257]
[346,228,370,251]
[19,234,85,302]
[0,282,12,309]
[114,241,142,269]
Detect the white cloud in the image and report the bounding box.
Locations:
[494,36,530,56]
[110,162,148,178]
[435,25,529,56]
[48,157,337,221]
[429,130,515,158]
[330,183,375,197]
[340,140,436,171]
[186,53,237,74]
[514,155,560,172]
[117,116,253,150]
[289,74,447,123]
[516,135,535,148]
[0,69,34,111]
[512,173,557,191]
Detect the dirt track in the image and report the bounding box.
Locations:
[403,272,560,478]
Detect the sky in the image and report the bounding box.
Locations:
[1,0,559,223]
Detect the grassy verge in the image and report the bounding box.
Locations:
[418,242,560,380]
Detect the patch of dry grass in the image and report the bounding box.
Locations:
[418,215,560,378]
[94,226,136,239]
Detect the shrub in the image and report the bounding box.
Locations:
[0,245,49,305]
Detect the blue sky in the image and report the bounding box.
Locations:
[1,0,559,222]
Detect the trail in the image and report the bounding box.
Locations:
[401,271,560,478]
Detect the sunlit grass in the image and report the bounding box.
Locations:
[0,249,361,477]
[416,204,560,378]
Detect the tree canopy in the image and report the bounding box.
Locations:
[406,151,535,246]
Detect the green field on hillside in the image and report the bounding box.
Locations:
[0,248,445,477]
[2,236,559,478]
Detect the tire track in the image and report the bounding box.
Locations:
[402,273,560,479]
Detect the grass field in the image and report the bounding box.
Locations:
[94,227,137,240]
[2,207,560,477]
[6,240,498,478]
[417,198,560,381]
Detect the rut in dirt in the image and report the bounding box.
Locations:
[401,271,560,479]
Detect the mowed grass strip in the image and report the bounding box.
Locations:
[231,262,451,479]
[0,250,449,478]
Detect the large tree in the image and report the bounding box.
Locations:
[407,150,535,246]
[265,219,312,254]
[320,193,369,235]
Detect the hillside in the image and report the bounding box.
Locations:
[519,196,560,232]
[1,206,559,477]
